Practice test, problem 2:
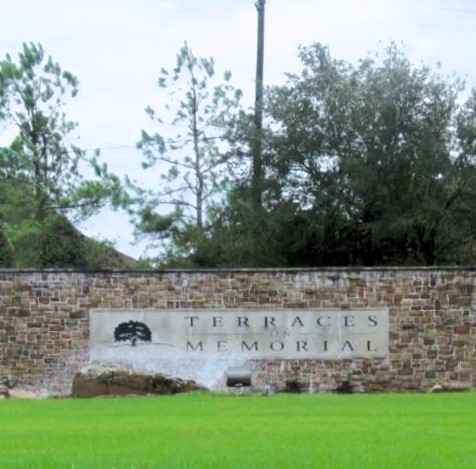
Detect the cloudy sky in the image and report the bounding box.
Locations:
[1,0,475,258]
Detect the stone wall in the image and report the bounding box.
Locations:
[0,268,475,393]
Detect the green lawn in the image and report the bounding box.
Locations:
[0,392,475,469]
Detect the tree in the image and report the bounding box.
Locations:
[0,43,123,267]
[0,43,121,224]
[131,42,242,260]
[260,43,476,266]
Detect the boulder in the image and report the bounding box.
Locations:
[72,367,205,397]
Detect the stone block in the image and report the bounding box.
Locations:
[454,325,471,335]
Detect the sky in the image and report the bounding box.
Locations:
[1,0,476,259]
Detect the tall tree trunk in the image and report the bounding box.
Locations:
[191,90,204,231]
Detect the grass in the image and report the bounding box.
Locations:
[0,392,475,468]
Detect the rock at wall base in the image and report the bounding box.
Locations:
[428,383,471,393]
[72,368,205,397]
[8,389,42,399]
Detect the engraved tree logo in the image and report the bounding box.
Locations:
[114,321,152,347]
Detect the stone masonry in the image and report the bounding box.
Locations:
[0,268,475,393]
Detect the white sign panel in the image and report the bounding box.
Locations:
[90,309,388,361]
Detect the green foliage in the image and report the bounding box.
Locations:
[257,43,476,266]
[1,215,86,268]
[185,185,283,267]
[177,43,476,267]
[0,42,122,222]
[0,226,14,267]
[5,220,41,267]
[3,41,476,268]
[36,214,87,268]
[0,43,124,268]
[2,213,137,269]
[131,42,242,260]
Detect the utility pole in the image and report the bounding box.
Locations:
[252,0,266,209]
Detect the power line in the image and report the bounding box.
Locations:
[2,134,231,156]
[86,135,228,152]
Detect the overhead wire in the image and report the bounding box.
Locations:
[79,134,229,155]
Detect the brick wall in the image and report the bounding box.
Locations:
[0,268,475,393]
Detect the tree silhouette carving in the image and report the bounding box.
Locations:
[114,321,152,347]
